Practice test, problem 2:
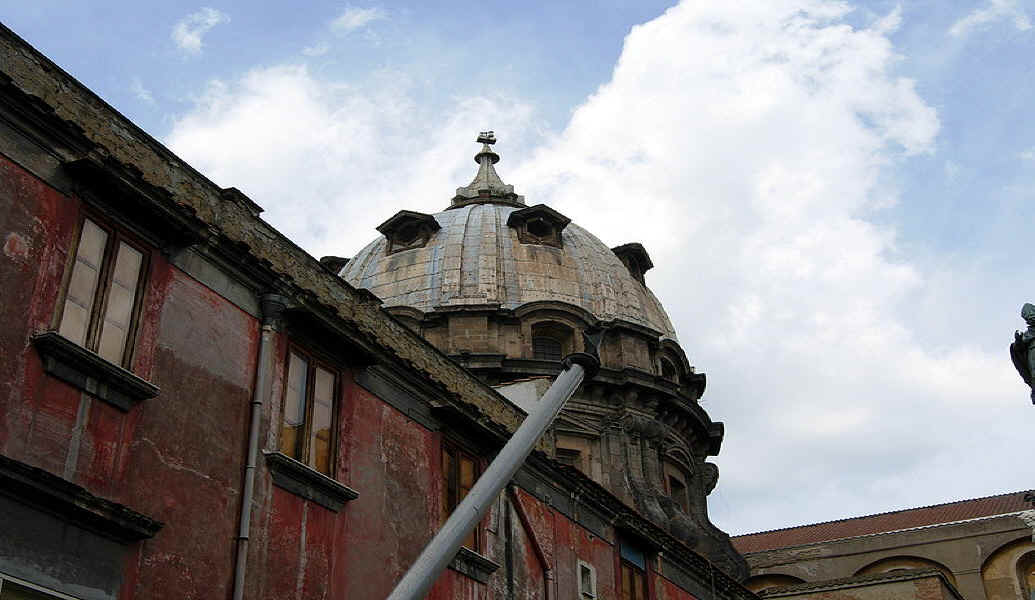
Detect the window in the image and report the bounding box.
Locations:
[0,574,80,599]
[533,335,563,361]
[620,540,649,600]
[668,475,689,513]
[1018,552,1035,600]
[279,349,338,476]
[57,216,148,368]
[530,321,574,361]
[660,359,678,382]
[578,560,598,599]
[557,447,582,469]
[441,443,481,551]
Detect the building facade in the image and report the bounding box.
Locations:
[339,131,743,577]
[0,24,750,600]
[732,491,1035,600]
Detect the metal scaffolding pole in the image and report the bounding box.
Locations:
[386,334,601,600]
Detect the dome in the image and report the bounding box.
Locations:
[335,134,743,575]
[341,202,675,338]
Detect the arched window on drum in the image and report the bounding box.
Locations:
[531,322,574,362]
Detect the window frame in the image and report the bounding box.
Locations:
[666,474,690,513]
[578,560,598,599]
[0,572,82,599]
[277,344,341,478]
[618,540,651,600]
[529,320,575,361]
[54,212,150,370]
[440,439,483,553]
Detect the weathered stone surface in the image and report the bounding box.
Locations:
[342,203,677,338]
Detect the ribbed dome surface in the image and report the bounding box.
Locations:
[341,203,677,338]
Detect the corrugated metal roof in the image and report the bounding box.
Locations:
[732,490,1034,554]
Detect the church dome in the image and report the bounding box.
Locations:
[340,133,676,339]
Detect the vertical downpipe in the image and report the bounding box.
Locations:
[232,293,287,600]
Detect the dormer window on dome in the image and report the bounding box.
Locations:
[507,204,571,248]
[612,243,654,284]
[376,210,441,255]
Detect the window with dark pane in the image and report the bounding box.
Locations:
[441,443,481,551]
[620,540,649,600]
[532,335,563,361]
[660,359,678,382]
[279,348,339,476]
[668,474,689,513]
[0,577,73,599]
[57,216,147,368]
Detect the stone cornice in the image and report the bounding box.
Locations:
[32,332,160,411]
[263,452,359,512]
[0,453,162,543]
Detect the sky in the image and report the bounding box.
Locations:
[4,0,1034,536]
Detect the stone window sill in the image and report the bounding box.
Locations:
[0,453,161,543]
[263,451,358,512]
[32,331,159,412]
[449,546,501,584]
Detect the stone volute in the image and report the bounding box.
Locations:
[340,133,746,577]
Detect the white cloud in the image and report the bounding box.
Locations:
[167,64,537,257]
[302,42,330,57]
[330,6,386,34]
[130,78,154,103]
[166,0,1028,535]
[1020,148,1035,160]
[949,0,1032,37]
[172,7,230,55]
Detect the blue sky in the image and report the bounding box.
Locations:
[5,1,1034,536]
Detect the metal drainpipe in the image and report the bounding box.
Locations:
[232,293,286,600]
[386,330,602,600]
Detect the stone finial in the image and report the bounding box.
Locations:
[1010,302,1035,404]
[450,131,524,209]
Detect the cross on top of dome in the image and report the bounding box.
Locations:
[477,130,496,145]
[450,131,524,209]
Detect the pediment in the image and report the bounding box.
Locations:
[553,413,600,437]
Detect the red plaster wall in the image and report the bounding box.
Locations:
[338,383,442,598]
[656,572,701,600]
[0,151,715,600]
[0,153,262,599]
[0,153,79,464]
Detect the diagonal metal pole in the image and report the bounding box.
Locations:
[386,333,602,600]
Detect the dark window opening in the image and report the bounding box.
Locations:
[668,475,689,513]
[395,222,420,245]
[442,443,481,551]
[533,335,563,361]
[557,447,582,469]
[526,218,553,239]
[620,540,649,600]
[660,359,678,382]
